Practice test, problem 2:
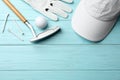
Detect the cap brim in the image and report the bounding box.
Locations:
[72,0,117,42]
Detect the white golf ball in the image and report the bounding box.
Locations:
[35,16,48,29]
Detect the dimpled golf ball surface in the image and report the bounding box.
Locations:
[35,17,48,29]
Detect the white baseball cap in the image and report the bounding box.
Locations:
[72,0,120,42]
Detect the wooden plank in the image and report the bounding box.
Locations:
[0,71,120,80]
[0,45,120,70]
[0,20,120,44]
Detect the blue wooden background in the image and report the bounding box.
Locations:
[0,0,120,80]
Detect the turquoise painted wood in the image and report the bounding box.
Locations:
[0,71,120,80]
[0,45,120,70]
[0,0,120,80]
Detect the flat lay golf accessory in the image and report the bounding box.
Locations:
[3,0,61,42]
[24,0,73,21]
[12,17,24,35]
[2,13,9,33]
[8,29,24,41]
[30,26,60,42]
[72,0,120,42]
[35,16,48,29]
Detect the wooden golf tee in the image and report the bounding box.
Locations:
[3,0,27,23]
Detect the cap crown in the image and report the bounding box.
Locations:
[84,0,120,21]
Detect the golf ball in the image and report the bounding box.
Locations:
[35,16,48,29]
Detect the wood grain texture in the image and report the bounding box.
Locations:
[0,45,120,70]
[0,71,120,80]
[0,0,120,80]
